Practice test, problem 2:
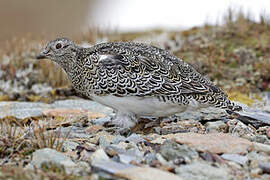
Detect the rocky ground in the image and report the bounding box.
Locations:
[1,13,270,180]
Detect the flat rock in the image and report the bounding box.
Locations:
[89,149,110,163]
[175,161,232,180]
[0,101,50,119]
[221,154,248,165]
[92,160,135,174]
[116,167,183,180]
[160,140,198,162]
[151,133,253,154]
[0,99,113,119]
[27,148,76,170]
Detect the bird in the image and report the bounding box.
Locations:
[36,37,242,132]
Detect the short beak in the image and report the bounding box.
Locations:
[36,49,49,60]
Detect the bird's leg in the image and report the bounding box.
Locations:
[106,111,138,135]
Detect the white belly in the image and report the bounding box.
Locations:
[90,94,203,117]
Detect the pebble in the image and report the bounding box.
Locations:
[98,136,110,148]
[259,162,270,174]
[105,145,126,157]
[27,148,76,174]
[175,161,232,180]
[205,121,226,132]
[91,160,135,174]
[221,154,248,165]
[116,167,183,180]
[62,141,79,151]
[89,149,110,164]
[160,140,198,163]
[118,154,138,164]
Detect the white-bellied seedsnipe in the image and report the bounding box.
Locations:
[37,38,242,131]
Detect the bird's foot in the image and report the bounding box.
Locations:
[104,112,137,136]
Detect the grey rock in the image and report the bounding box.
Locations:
[156,153,172,167]
[98,136,110,148]
[221,154,248,165]
[175,161,233,180]
[89,149,110,164]
[259,162,270,174]
[75,161,92,175]
[27,148,76,173]
[62,141,79,151]
[105,145,126,157]
[112,135,126,144]
[118,154,138,164]
[252,135,269,144]
[0,101,50,119]
[160,140,199,163]
[0,99,113,119]
[126,146,144,160]
[125,133,145,144]
[92,116,112,125]
[205,121,226,132]
[144,153,157,164]
[176,107,226,121]
[92,160,135,174]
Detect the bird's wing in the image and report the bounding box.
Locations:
[88,42,226,98]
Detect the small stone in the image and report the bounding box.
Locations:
[252,134,268,144]
[62,141,79,151]
[112,135,126,144]
[89,149,110,164]
[86,125,104,134]
[221,154,248,165]
[116,167,183,180]
[250,168,262,176]
[92,160,135,174]
[98,136,110,148]
[144,152,157,164]
[160,140,198,163]
[205,121,226,132]
[266,127,270,139]
[89,131,115,145]
[92,116,112,126]
[228,120,256,140]
[175,161,232,180]
[259,162,270,174]
[118,154,138,164]
[156,153,171,167]
[125,133,145,144]
[253,143,270,155]
[27,148,76,173]
[105,145,126,156]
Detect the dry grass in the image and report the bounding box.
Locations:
[0,117,71,161]
[29,121,71,151]
[0,165,81,180]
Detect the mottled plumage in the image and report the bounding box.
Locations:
[37,38,242,130]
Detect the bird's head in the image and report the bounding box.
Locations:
[36,38,77,64]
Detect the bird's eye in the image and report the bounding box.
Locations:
[55,43,62,49]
